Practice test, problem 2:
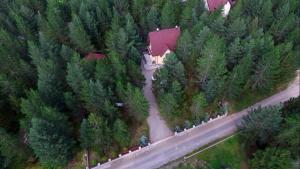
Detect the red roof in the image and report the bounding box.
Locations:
[207,0,228,11]
[148,27,181,56]
[85,53,106,60]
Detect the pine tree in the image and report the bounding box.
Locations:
[79,119,91,149]
[42,0,68,41]
[37,58,64,107]
[180,5,193,30]
[161,0,176,28]
[226,38,244,69]
[147,6,160,31]
[260,0,273,28]
[124,83,149,122]
[197,36,226,83]
[159,93,179,119]
[113,119,130,147]
[132,0,146,31]
[251,47,281,92]
[250,148,292,169]
[113,0,129,15]
[190,92,208,121]
[86,113,112,153]
[81,80,109,114]
[29,107,74,168]
[193,26,213,54]
[66,53,86,95]
[226,55,252,99]
[125,13,139,45]
[239,106,282,146]
[116,28,130,58]
[226,18,246,42]
[78,2,100,47]
[176,30,193,64]
[170,80,183,102]
[0,128,27,167]
[69,14,94,53]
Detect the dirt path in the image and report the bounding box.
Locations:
[142,68,172,143]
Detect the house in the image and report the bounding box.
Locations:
[204,0,236,17]
[144,26,181,69]
[85,53,106,60]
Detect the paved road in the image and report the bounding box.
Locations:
[142,68,172,142]
[93,71,299,169]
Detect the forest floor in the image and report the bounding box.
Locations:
[142,67,173,142]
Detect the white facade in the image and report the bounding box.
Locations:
[144,48,172,70]
[222,2,231,17]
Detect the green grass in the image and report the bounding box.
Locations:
[160,135,248,169]
[196,135,247,169]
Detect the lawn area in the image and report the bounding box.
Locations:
[196,135,248,169]
[160,134,248,169]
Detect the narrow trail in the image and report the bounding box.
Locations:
[142,68,172,143]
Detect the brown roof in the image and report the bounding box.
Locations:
[148,27,181,56]
[85,53,106,60]
[207,0,228,11]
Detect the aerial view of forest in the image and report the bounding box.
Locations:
[0,0,299,169]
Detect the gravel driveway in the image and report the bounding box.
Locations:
[142,67,172,143]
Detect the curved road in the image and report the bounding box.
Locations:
[93,71,299,169]
[142,68,172,143]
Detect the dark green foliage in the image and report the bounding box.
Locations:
[0,128,27,168]
[84,113,112,153]
[176,30,193,64]
[226,18,246,42]
[69,14,94,52]
[251,47,281,92]
[239,106,282,146]
[79,119,91,149]
[37,58,64,107]
[124,84,149,122]
[66,53,86,94]
[226,38,244,69]
[226,55,252,99]
[28,107,74,168]
[276,114,300,157]
[0,0,299,167]
[147,6,160,31]
[250,148,292,169]
[113,119,130,147]
[190,92,208,121]
[161,0,176,28]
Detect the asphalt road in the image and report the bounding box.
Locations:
[93,71,299,169]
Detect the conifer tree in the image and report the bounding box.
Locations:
[113,119,130,147]
[29,107,74,168]
[37,58,64,107]
[147,6,160,31]
[161,0,176,28]
[124,83,149,122]
[176,30,193,64]
[69,14,94,53]
[66,53,86,95]
[42,0,68,41]
[226,18,246,42]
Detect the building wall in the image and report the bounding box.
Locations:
[153,49,171,65]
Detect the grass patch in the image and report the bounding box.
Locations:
[196,135,247,169]
[160,135,248,169]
